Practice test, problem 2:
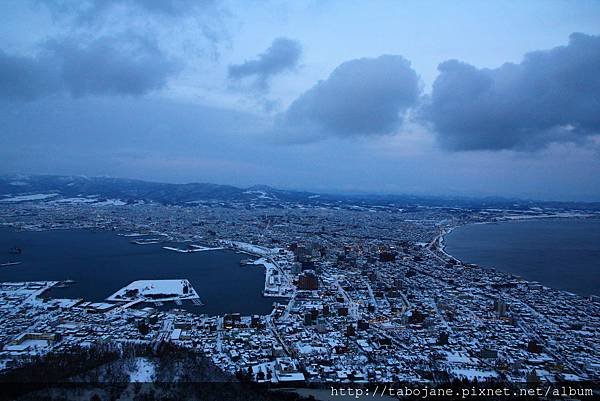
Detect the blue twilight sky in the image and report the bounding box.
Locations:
[1,0,600,201]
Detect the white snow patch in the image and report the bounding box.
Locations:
[51,197,98,204]
[0,193,59,202]
[163,245,223,253]
[222,240,277,256]
[94,199,127,206]
[128,358,155,382]
[450,368,499,380]
[243,190,276,200]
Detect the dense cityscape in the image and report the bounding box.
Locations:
[1,187,599,397]
[2,2,600,399]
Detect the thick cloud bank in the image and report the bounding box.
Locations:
[424,33,600,151]
[43,0,210,21]
[277,55,420,141]
[228,38,302,90]
[0,50,61,101]
[0,35,177,100]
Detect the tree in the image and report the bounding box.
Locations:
[245,367,254,382]
[138,322,149,335]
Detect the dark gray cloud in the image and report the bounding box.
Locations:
[42,0,215,21]
[276,55,420,141]
[424,33,600,151]
[39,0,227,54]
[122,0,212,15]
[0,51,61,101]
[0,34,178,100]
[49,35,178,97]
[228,38,302,90]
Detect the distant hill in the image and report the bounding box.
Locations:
[0,174,315,205]
[0,174,598,210]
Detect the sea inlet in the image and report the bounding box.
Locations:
[0,228,275,315]
[445,218,600,297]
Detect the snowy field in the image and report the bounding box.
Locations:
[128,358,156,382]
[0,193,58,202]
[0,192,129,206]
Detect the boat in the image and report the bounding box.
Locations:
[9,247,22,255]
[54,279,76,288]
[1,261,22,267]
[130,239,161,245]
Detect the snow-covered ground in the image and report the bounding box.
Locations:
[243,190,276,200]
[501,212,594,220]
[50,197,99,204]
[94,199,127,206]
[221,240,279,257]
[450,368,499,380]
[250,358,305,383]
[162,245,223,253]
[251,257,294,298]
[0,193,130,206]
[0,193,58,202]
[54,197,128,206]
[107,279,200,302]
[128,357,155,382]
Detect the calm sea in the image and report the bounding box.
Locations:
[0,228,275,315]
[445,218,600,296]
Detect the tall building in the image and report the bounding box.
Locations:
[298,270,318,290]
[494,299,508,317]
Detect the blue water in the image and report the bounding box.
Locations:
[445,218,600,296]
[0,228,275,315]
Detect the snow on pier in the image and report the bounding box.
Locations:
[106,279,200,303]
[162,245,223,253]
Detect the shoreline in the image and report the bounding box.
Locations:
[438,215,599,298]
[0,227,275,316]
[438,212,598,255]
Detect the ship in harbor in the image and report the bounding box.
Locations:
[9,246,22,255]
[1,261,22,267]
[130,238,161,245]
[54,279,76,288]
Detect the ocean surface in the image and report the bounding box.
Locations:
[0,228,276,315]
[445,218,600,296]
